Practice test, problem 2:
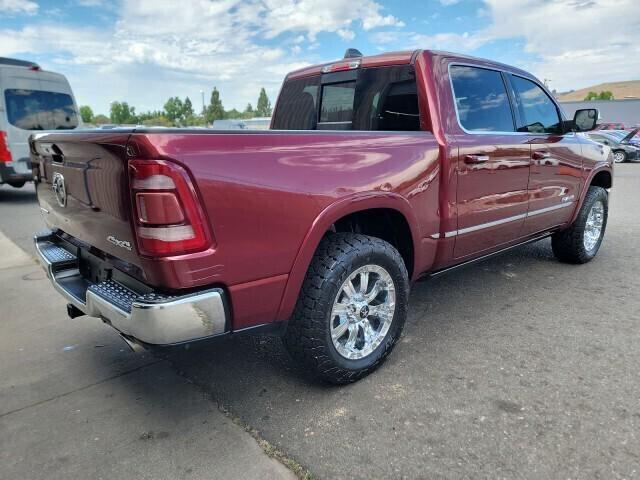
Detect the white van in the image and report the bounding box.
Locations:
[0,58,80,188]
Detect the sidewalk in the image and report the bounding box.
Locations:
[0,231,296,480]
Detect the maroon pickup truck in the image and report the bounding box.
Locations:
[32,49,612,384]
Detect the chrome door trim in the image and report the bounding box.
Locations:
[432,202,574,238]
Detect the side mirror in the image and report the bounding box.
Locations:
[573,108,598,132]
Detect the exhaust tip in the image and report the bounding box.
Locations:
[119,334,146,354]
[66,303,85,319]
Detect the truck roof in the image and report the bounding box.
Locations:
[286,49,535,81]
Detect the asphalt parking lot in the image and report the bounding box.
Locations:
[1,165,639,479]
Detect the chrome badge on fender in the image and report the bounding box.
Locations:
[107,235,132,251]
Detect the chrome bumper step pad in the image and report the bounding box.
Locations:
[35,230,228,346]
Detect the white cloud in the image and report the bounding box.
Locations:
[438,0,460,5]
[0,0,38,14]
[258,0,402,40]
[374,0,640,92]
[0,0,400,113]
[480,0,640,90]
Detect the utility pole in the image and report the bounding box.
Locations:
[200,90,205,115]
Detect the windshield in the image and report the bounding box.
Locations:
[4,89,79,130]
[605,131,627,139]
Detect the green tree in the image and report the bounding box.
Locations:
[585,90,614,101]
[225,108,243,119]
[79,105,94,124]
[137,110,170,126]
[255,88,272,117]
[205,87,225,124]
[141,116,172,127]
[110,101,138,124]
[183,97,194,120]
[242,103,254,119]
[93,114,110,125]
[163,97,184,124]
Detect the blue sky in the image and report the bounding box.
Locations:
[1,0,637,115]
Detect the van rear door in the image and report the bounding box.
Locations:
[1,68,78,177]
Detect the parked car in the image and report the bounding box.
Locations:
[624,129,640,147]
[31,49,612,384]
[0,57,79,189]
[596,122,626,130]
[587,129,640,162]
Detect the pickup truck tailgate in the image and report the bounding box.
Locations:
[31,130,141,266]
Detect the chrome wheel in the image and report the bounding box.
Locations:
[330,265,396,360]
[613,151,626,163]
[583,200,604,252]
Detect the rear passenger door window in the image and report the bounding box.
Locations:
[450,65,514,132]
[510,76,561,134]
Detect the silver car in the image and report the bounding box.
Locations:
[587,129,640,163]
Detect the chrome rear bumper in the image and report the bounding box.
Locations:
[34,231,228,346]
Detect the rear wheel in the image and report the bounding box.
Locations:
[551,186,608,264]
[612,150,627,163]
[284,233,409,384]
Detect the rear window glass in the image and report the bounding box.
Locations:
[272,65,420,131]
[319,82,355,125]
[4,89,79,130]
[450,65,514,132]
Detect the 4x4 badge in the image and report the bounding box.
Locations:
[52,172,67,208]
[107,235,132,251]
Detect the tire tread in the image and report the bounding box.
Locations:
[284,232,408,384]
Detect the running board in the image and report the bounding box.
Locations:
[426,233,552,278]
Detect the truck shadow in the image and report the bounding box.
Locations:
[160,238,561,401]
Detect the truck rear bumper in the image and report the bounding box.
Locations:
[34,231,229,346]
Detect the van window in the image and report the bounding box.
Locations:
[4,89,79,130]
[450,65,514,132]
[510,76,561,134]
[272,65,420,131]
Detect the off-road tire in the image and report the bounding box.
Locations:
[551,186,608,264]
[283,233,409,384]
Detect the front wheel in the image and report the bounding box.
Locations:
[284,233,409,384]
[551,186,608,264]
[612,150,627,163]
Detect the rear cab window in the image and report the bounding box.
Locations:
[4,89,79,130]
[272,65,421,132]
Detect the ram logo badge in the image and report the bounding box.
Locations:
[52,172,67,208]
[107,235,132,251]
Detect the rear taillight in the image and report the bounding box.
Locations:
[129,159,212,256]
[0,131,12,163]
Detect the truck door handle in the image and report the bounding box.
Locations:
[464,154,490,164]
[532,150,551,160]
